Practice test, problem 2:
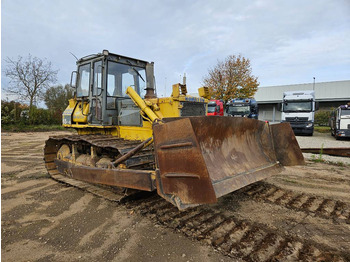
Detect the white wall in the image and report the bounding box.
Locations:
[255,80,350,103]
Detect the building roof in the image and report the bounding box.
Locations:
[255,80,350,103]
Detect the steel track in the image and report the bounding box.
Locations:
[44,134,155,201]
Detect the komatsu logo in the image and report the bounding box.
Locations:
[185,97,205,103]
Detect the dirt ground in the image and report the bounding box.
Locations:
[296,131,350,165]
[2,131,350,261]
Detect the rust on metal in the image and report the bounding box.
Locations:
[153,116,304,209]
[164,173,200,179]
[270,122,305,166]
[54,159,155,191]
[44,135,156,198]
[301,147,350,157]
[153,117,217,208]
[112,137,152,167]
[160,142,194,149]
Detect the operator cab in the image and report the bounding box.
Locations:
[71,50,155,126]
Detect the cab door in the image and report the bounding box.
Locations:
[90,60,103,124]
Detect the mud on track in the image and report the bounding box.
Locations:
[2,132,350,261]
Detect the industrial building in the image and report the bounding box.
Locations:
[254,80,350,122]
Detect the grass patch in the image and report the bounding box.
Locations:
[2,124,74,132]
[309,156,325,163]
[314,126,331,133]
[308,157,348,167]
[309,143,325,163]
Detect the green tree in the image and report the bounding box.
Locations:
[202,54,259,104]
[44,84,73,112]
[4,54,58,122]
[314,110,332,126]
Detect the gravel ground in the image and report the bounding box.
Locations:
[295,132,350,165]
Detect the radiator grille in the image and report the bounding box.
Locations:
[180,102,206,117]
[285,117,309,122]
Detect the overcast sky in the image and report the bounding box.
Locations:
[2,0,350,101]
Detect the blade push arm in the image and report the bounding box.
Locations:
[126,86,162,122]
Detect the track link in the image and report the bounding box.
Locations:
[44,134,155,201]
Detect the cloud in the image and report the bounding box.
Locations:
[2,0,349,100]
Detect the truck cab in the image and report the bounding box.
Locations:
[330,104,350,139]
[207,100,224,116]
[280,90,318,136]
[226,98,258,119]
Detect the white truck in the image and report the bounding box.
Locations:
[330,104,350,139]
[280,90,319,136]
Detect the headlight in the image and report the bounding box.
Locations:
[306,123,313,128]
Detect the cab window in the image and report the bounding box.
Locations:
[92,61,102,96]
[76,63,90,97]
[107,61,146,98]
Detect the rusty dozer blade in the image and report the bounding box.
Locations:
[153,117,304,209]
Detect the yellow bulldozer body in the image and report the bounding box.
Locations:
[45,50,304,210]
[62,83,206,141]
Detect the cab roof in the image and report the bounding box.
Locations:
[77,50,152,67]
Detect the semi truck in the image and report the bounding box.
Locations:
[330,104,350,139]
[207,100,224,116]
[226,98,258,119]
[280,90,318,136]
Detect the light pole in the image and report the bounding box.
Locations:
[237,85,242,98]
[313,77,315,91]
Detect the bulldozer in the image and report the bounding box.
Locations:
[44,50,304,209]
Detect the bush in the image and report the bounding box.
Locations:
[314,110,332,126]
[30,108,62,125]
[1,100,62,126]
[314,126,331,133]
[1,100,29,125]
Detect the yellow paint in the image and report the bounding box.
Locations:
[151,98,181,117]
[72,101,89,123]
[62,84,207,141]
[126,87,160,122]
[198,87,211,99]
[171,84,180,98]
[74,125,152,141]
[117,126,152,140]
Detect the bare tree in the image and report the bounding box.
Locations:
[4,54,58,118]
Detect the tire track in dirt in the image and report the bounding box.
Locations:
[124,196,347,261]
[240,182,350,224]
[3,132,349,261]
[43,158,349,261]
